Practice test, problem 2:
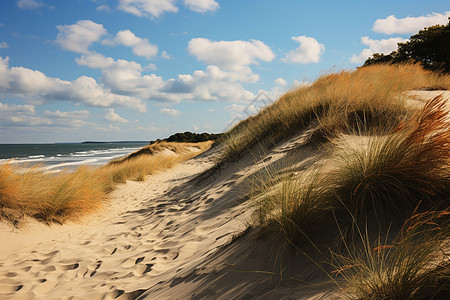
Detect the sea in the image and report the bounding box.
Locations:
[0,142,149,172]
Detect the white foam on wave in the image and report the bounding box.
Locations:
[1,145,146,172]
[28,155,45,159]
[44,158,99,171]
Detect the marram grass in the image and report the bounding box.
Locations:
[222,63,450,161]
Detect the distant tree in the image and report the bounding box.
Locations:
[363,18,450,73]
[152,131,223,144]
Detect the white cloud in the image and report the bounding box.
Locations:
[0,102,35,114]
[76,52,115,69]
[105,108,129,123]
[55,20,107,54]
[118,0,178,18]
[161,65,256,102]
[283,36,325,64]
[274,77,286,86]
[183,0,219,13]
[0,102,93,128]
[0,56,146,112]
[45,110,90,118]
[0,42,8,49]
[145,63,157,71]
[224,104,246,118]
[373,11,450,35]
[17,0,44,10]
[104,30,158,59]
[350,36,408,64]
[77,53,256,103]
[96,5,111,12]
[160,108,181,117]
[161,50,172,59]
[188,38,275,73]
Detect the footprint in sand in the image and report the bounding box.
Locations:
[0,279,23,294]
[133,264,153,276]
[55,262,79,271]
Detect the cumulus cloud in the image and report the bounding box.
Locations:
[373,11,450,34]
[55,20,107,54]
[77,53,256,103]
[350,36,408,63]
[105,108,129,123]
[75,52,115,69]
[0,103,49,126]
[161,65,256,102]
[188,38,275,73]
[274,77,287,86]
[103,30,158,59]
[16,0,44,10]
[224,104,246,118]
[0,42,8,49]
[117,0,220,18]
[118,0,177,18]
[183,0,219,13]
[0,102,35,114]
[283,36,325,64]
[0,56,146,112]
[0,102,93,128]
[160,108,181,117]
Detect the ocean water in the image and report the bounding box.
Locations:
[0,142,149,172]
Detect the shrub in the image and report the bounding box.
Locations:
[363,18,450,73]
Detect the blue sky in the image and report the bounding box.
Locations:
[0,0,449,143]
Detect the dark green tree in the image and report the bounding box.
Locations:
[363,18,450,73]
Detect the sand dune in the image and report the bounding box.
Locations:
[0,90,448,299]
[0,129,340,299]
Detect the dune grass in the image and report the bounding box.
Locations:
[0,141,213,226]
[248,79,449,247]
[242,65,449,297]
[251,166,331,243]
[332,208,449,299]
[221,63,450,161]
[330,95,450,219]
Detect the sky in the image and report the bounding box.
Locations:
[0,0,449,143]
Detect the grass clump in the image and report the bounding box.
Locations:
[331,95,450,217]
[252,167,331,243]
[0,141,213,226]
[332,208,450,300]
[0,165,106,225]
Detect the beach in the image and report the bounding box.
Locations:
[0,74,448,299]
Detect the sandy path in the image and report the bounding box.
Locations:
[0,149,252,299]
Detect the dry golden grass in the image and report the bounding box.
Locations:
[333,208,450,300]
[222,63,450,161]
[0,141,213,226]
[251,95,449,240]
[0,164,106,225]
[330,95,450,218]
[243,66,450,297]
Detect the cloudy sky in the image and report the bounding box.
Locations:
[0,0,448,143]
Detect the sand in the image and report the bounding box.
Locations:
[0,91,446,299]
[0,131,338,299]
